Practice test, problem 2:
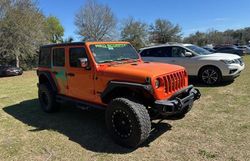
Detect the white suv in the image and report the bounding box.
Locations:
[139,44,245,85]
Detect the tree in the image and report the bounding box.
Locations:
[0,0,10,20]
[242,27,250,44]
[183,31,208,46]
[63,36,74,43]
[0,0,47,68]
[45,16,64,43]
[75,0,116,41]
[149,19,182,44]
[120,17,148,49]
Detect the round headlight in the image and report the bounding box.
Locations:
[155,79,160,89]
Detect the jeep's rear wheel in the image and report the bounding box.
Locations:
[105,98,151,148]
[199,66,221,85]
[38,84,59,112]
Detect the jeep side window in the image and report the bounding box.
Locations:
[171,47,186,57]
[69,47,88,67]
[39,48,51,67]
[53,48,65,67]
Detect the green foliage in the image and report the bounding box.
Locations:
[0,0,47,68]
[198,149,217,159]
[184,28,250,46]
[0,0,64,69]
[184,31,209,46]
[121,17,148,50]
[45,16,64,43]
[149,19,182,44]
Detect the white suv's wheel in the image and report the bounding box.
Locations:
[199,67,221,85]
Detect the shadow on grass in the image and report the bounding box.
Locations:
[188,77,234,87]
[3,99,172,154]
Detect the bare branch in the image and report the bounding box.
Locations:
[74,0,116,41]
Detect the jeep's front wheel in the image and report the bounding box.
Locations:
[105,98,151,148]
[38,84,59,113]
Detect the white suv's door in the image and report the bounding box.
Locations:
[170,46,195,75]
[140,46,196,75]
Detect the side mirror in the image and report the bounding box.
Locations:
[78,58,88,68]
[185,51,193,57]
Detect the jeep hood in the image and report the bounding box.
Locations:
[98,62,185,82]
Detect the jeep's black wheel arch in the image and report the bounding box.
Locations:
[101,81,154,105]
[38,71,58,93]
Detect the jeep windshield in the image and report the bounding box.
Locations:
[186,45,212,55]
[89,43,139,64]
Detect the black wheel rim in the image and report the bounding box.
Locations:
[202,69,218,84]
[112,110,132,139]
[40,92,49,106]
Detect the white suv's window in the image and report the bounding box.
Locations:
[186,45,211,55]
[171,46,186,57]
[141,47,171,57]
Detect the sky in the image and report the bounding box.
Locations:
[38,0,250,40]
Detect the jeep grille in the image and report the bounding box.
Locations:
[163,71,186,94]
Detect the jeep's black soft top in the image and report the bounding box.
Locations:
[39,42,86,68]
[40,42,85,49]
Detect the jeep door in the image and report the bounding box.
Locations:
[51,47,68,95]
[66,47,95,101]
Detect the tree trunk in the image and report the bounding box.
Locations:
[15,54,19,67]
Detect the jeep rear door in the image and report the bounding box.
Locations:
[66,47,95,101]
[51,47,68,95]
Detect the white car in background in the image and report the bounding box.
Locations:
[139,44,245,85]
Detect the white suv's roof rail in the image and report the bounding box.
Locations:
[140,42,184,50]
[165,42,183,45]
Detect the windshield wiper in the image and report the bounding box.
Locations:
[98,60,115,63]
[116,58,138,62]
[98,58,138,64]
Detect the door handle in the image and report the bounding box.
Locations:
[171,60,176,62]
[67,73,75,77]
[52,71,58,75]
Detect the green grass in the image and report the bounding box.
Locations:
[0,56,250,161]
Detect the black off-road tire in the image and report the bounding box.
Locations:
[38,84,59,113]
[105,98,151,148]
[199,66,222,85]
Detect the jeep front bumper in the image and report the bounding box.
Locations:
[154,85,201,116]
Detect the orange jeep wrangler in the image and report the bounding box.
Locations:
[37,42,200,148]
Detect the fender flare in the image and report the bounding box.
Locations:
[101,81,153,103]
[37,71,58,93]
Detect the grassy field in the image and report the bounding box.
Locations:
[0,56,250,161]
